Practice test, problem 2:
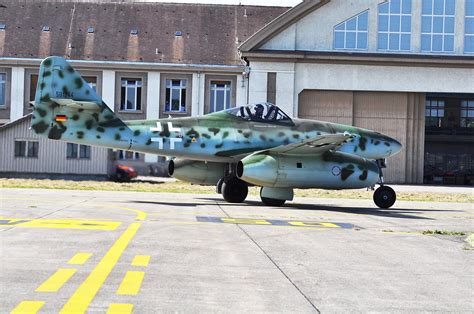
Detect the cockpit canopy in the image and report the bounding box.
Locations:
[226,103,293,125]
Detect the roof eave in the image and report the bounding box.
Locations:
[238,0,330,52]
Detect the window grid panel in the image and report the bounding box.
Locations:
[121,79,142,111]
[421,0,456,52]
[210,81,231,113]
[165,79,187,112]
[465,0,474,53]
[334,11,369,50]
[0,73,5,106]
[378,0,413,51]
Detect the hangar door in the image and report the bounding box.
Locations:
[298,90,425,184]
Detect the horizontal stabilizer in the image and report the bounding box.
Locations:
[51,98,101,112]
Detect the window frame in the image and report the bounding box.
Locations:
[421,0,456,53]
[460,100,474,127]
[209,80,232,113]
[425,99,446,127]
[377,0,413,52]
[0,72,6,107]
[120,78,142,112]
[333,10,369,51]
[66,143,91,159]
[14,140,39,158]
[117,150,141,161]
[164,79,187,113]
[465,0,474,53]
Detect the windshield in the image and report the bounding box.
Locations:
[226,103,293,125]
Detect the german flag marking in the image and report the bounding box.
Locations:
[55,114,68,122]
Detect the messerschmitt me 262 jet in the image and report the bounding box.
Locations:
[31,57,402,208]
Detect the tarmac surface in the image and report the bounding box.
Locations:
[1,188,473,313]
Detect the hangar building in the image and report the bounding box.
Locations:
[0,0,473,185]
[239,0,474,184]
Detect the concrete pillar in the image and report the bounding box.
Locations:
[102,70,115,112]
[145,71,160,163]
[10,67,24,121]
[248,70,267,104]
[235,74,247,106]
[276,68,295,117]
[455,0,466,54]
[191,72,204,117]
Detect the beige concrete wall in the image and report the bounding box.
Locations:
[298,90,425,184]
[0,117,109,175]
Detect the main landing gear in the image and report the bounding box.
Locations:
[373,159,396,209]
[217,164,248,203]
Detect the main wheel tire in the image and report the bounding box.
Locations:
[373,186,396,209]
[261,197,286,207]
[222,178,248,203]
[260,188,286,206]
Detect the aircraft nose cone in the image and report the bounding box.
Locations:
[387,137,402,156]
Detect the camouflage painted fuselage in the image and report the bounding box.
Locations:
[31,57,402,189]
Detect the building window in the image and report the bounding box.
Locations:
[209,81,231,113]
[67,143,91,159]
[29,74,38,104]
[334,11,369,50]
[117,150,141,160]
[165,79,187,112]
[120,78,142,111]
[421,0,456,52]
[460,100,474,127]
[83,76,97,92]
[0,72,5,107]
[425,99,445,127]
[378,0,412,51]
[14,140,39,158]
[466,0,474,53]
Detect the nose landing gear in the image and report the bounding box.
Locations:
[373,159,396,209]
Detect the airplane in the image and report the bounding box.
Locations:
[31,57,402,208]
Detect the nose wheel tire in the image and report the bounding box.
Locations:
[373,186,396,209]
[222,178,248,203]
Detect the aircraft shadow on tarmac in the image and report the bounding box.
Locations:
[126,199,454,220]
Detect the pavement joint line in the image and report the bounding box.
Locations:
[214,202,321,313]
[10,301,45,314]
[116,271,145,295]
[68,253,93,265]
[107,303,134,314]
[0,198,93,233]
[60,223,141,313]
[35,268,77,293]
[132,255,150,267]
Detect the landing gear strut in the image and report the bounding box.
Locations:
[218,164,248,203]
[373,159,396,209]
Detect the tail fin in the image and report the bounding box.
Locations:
[31,56,126,140]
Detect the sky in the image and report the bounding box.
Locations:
[133,0,302,6]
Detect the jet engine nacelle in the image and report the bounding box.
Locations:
[168,159,225,185]
[236,151,379,189]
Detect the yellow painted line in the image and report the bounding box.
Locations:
[68,253,92,265]
[132,255,150,267]
[288,221,340,228]
[116,271,145,295]
[100,204,147,221]
[0,217,121,231]
[107,303,134,314]
[10,301,45,314]
[319,222,340,228]
[35,268,77,292]
[221,218,271,225]
[60,223,140,313]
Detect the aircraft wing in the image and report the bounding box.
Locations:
[265,133,354,156]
